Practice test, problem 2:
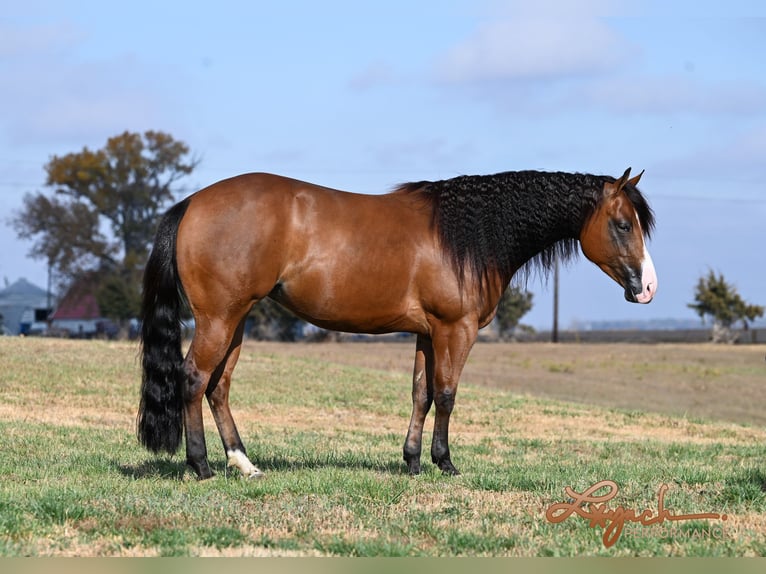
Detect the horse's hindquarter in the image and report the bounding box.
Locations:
[177,174,447,334]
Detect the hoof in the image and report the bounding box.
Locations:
[407,461,422,476]
[437,460,460,476]
[226,449,263,480]
[404,451,422,476]
[188,460,214,481]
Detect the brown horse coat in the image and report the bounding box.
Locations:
[138,169,656,479]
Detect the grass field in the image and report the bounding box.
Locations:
[0,337,765,557]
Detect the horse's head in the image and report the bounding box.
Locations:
[579,168,657,304]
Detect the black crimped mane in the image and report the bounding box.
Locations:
[395,170,654,290]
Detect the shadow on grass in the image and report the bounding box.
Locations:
[721,466,766,504]
[116,453,412,480]
[117,459,189,480]
[248,452,410,476]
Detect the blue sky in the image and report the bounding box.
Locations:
[1,1,764,330]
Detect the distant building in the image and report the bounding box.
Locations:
[49,276,117,338]
[0,278,53,335]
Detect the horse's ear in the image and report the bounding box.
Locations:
[627,169,644,188]
[616,167,632,188]
[605,167,632,198]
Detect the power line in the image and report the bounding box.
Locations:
[651,194,766,204]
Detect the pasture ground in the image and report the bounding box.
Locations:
[0,337,765,557]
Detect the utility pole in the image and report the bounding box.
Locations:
[552,253,559,343]
[47,259,52,312]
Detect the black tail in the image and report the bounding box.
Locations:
[137,198,191,454]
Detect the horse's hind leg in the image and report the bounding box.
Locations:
[183,314,247,479]
[206,317,264,479]
[403,335,434,475]
[182,356,214,479]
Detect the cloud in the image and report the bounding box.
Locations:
[430,16,766,121]
[0,22,176,147]
[651,123,766,187]
[581,75,766,116]
[348,61,398,91]
[0,21,82,58]
[367,138,477,174]
[435,18,633,84]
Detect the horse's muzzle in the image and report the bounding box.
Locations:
[623,261,656,304]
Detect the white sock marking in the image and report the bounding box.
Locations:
[227,449,264,479]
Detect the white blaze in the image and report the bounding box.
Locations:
[635,245,657,304]
[633,219,657,304]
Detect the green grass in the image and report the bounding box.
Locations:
[0,338,765,556]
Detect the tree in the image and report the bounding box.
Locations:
[96,271,141,323]
[688,270,764,344]
[495,285,534,340]
[13,131,197,316]
[13,193,111,287]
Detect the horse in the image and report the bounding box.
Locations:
[137,167,657,480]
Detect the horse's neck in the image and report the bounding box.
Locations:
[505,181,595,272]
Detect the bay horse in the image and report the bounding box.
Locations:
[138,167,657,479]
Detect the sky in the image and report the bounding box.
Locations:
[1,0,764,330]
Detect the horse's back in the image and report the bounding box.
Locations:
[179,172,430,256]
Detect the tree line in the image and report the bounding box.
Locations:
[13,131,196,327]
[10,131,762,342]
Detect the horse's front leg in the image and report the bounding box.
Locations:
[403,335,434,475]
[430,320,477,475]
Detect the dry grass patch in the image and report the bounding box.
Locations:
[1,337,765,557]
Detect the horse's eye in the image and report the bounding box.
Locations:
[616,220,632,233]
